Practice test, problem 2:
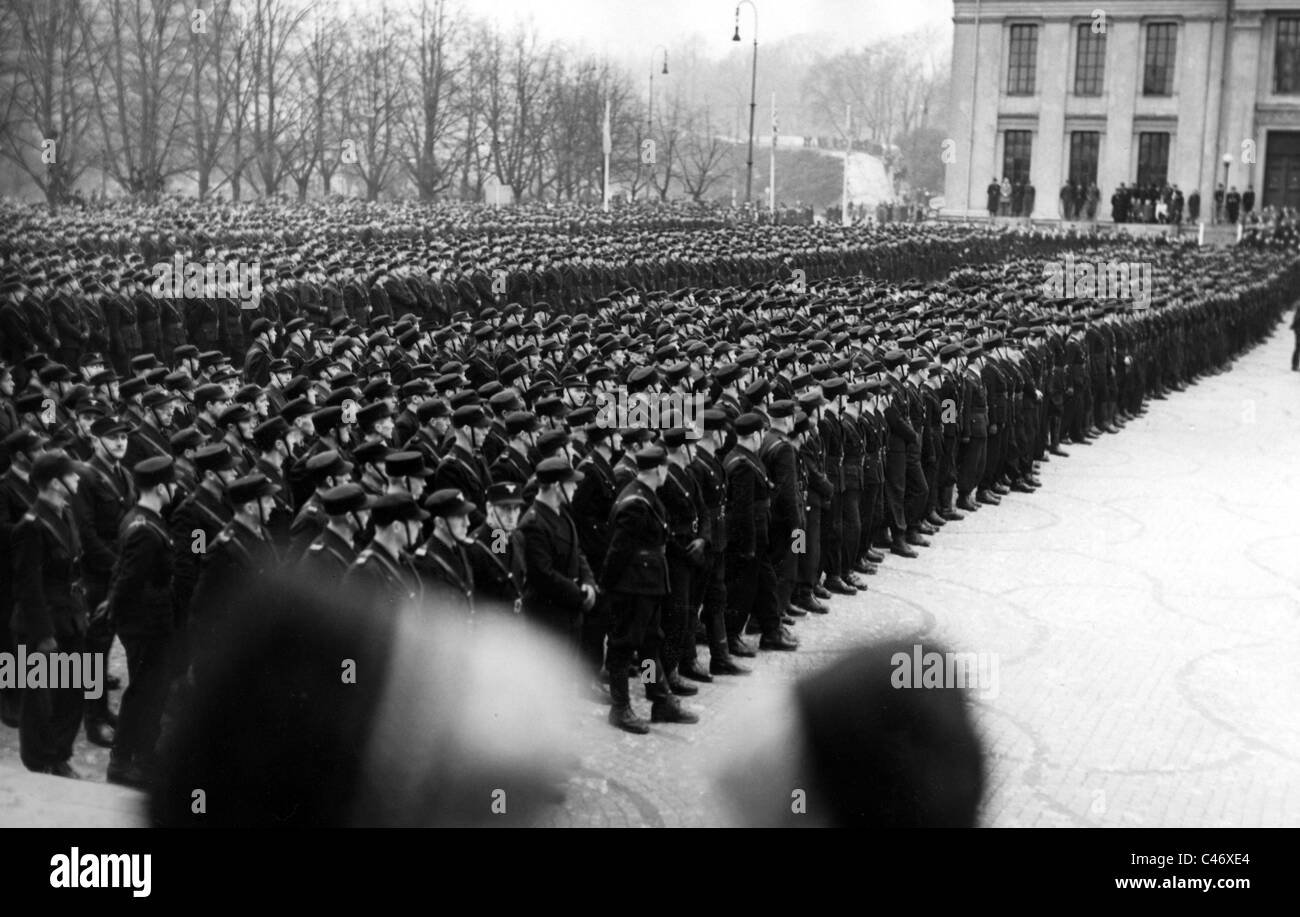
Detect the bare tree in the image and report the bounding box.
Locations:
[678,105,731,203]
[348,6,403,201]
[186,0,248,200]
[647,88,686,202]
[400,0,461,201]
[0,0,98,205]
[244,0,310,197]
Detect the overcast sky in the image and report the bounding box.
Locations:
[467,0,953,57]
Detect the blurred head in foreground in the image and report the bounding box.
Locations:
[720,639,986,827]
[150,574,578,827]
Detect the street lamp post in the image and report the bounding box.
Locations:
[732,2,758,208]
[1221,153,1232,223]
[647,46,668,203]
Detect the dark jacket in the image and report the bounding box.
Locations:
[11,497,87,643]
[601,479,670,595]
[107,505,175,636]
[518,499,593,620]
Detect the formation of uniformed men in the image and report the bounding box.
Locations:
[1,201,1297,772]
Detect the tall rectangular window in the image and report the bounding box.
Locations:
[1003,130,1033,186]
[1276,18,1300,94]
[1144,24,1177,96]
[1069,132,1100,186]
[1007,25,1038,95]
[1075,25,1106,96]
[1136,133,1170,187]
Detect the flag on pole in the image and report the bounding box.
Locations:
[602,98,612,156]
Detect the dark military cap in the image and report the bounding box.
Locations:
[822,377,848,399]
[797,391,826,413]
[249,317,272,336]
[306,449,353,481]
[536,457,583,485]
[883,349,909,369]
[227,476,278,506]
[416,400,451,422]
[735,412,764,436]
[769,399,796,419]
[91,416,131,438]
[193,383,226,411]
[252,416,290,450]
[385,451,432,478]
[169,427,205,453]
[847,382,872,402]
[141,387,177,409]
[634,445,668,470]
[535,395,568,418]
[312,406,344,434]
[194,443,234,473]
[537,429,570,457]
[38,363,72,384]
[31,451,78,488]
[173,344,199,360]
[73,396,107,417]
[133,456,175,488]
[119,377,149,399]
[662,428,691,449]
[321,483,371,516]
[939,343,965,361]
[281,397,312,423]
[714,363,743,385]
[452,404,491,429]
[702,409,728,431]
[3,428,45,455]
[356,401,391,429]
[218,403,253,427]
[424,488,476,518]
[370,491,429,526]
[486,481,525,506]
[505,411,539,435]
[448,389,480,410]
[350,441,388,467]
[129,354,159,372]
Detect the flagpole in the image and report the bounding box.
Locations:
[769,91,776,218]
[603,97,611,212]
[841,104,851,226]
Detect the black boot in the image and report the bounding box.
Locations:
[607,649,649,733]
[891,534,918,558]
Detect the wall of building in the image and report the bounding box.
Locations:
[942,0,1300,219]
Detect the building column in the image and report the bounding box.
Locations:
[1221,12,1263,195]
[1033,21,1070,219]
[1097,18,1140,218]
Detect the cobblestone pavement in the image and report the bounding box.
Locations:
[2,323,1298,828]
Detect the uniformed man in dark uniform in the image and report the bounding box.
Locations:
[189,473,282,676]
[343,490,426,612]
[467,481,525,612]
[105,455,179,788]
[74,414,135,746]
[658,427,709,697]
[602,445,698,733]
[413,488,477,618]
[299,483,371,579]
[11,450,88,777]
[517,457,596,655]
[170,443,236,620]
[0,428,43,724]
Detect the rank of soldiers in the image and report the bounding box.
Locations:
[0,202,1296,787]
